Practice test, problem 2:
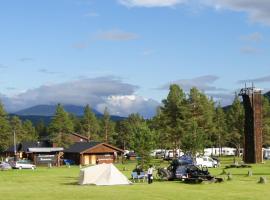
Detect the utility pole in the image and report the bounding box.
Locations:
[13,130,17,161]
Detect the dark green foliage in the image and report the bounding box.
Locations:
[187,88,215,148]
[149,108,170,149]
[48,104,74,148]
[10,116,24,143]
[130,121,155,169]
[22,120,38,142]
[100,107,114,143]
[212,104,227,153]
[0,102,11,152]
[262,97,270,147]
[160,84,188,153]
[80,105,100,141]
[225,95,244,155]
[181,119,207,156]
[35,120,48,139]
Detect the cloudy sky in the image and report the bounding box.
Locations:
[1,0,270,117]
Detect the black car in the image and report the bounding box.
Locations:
[157,159,211,181]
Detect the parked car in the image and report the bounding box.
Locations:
[195,156,218,168]
[0,162,12,171]
[63,159,75,165]
[10,160,36,170]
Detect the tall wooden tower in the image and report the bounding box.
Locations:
[239,86,263,163]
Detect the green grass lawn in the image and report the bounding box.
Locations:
[1,158,270,200]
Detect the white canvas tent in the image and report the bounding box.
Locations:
[78,163,131,186]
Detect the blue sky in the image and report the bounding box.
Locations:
[1,0,270,117]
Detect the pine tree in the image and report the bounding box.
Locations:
[48,104,74,148]
[80,105,99,141]
[10,116,24,143]
[184,87,215,155]
[130,121,155,169]
[0,101,11,152]
[181,119,206,157]
[22,120,38,142]
[100,107,114,143]
[35,120,47,139]
[149,108,170,150]
[212,104,227,155]
[226,95,244,156]
[262,97,270,147]
[160,84,188,156]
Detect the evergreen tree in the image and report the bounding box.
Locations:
[80,105,99,141]
[160,84,188,156]
[10,116,24,143]
[188,88,215,132]
[115,113,146,150]
[100,107,114,143]
[69,113,81,133]
[35,120,47,139]
[262,97,270,147]
[115,120,130,150]
[48,104,74,148]
[130,121,155,169]
[184,87,215,154]
[226,95,244,156]
[149,108,170,150]
[212,104,227,155]
[0,101,11,152]
[181,119,206,157]
[22,120,38,142]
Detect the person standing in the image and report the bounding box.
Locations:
[147,165,154,184]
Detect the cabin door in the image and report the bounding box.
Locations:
[90,155,96,165]
[84,155,90,165]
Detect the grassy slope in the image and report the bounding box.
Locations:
[1,158,270,200]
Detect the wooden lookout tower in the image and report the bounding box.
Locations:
[239,85,263,163]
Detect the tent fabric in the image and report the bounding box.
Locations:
[78,163,131,186]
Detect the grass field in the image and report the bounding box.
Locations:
[1,157,270,200]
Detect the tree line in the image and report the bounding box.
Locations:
[1,84,270,166]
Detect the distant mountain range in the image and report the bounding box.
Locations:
[11,105,125,125]
[265,91,270,99]
[14,105,101,116]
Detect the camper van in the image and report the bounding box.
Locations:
[195,156,218,168]
[263,148,270,160]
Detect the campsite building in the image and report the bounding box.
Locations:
[64,142,124,165]
[3,141,64,166]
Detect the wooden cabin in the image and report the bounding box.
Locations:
[64,142,124,165]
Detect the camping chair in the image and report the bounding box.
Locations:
[131,172,147,182]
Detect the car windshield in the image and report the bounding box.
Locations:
[17,160,31,164]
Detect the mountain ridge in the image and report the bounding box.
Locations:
[12,104,126,124]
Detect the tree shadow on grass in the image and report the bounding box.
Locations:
[61,181,79,185]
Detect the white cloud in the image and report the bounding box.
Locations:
[204,0,270,25]
[118,0,186,7]
[241,32,263,42]
[84,12,100,17]
[95,30,138,41]
[238,75,270,84]
[0,77,159,118]
[96,95,159,118]
[240,46,260,54]
[38,68,61,75]
[18,58,33,62]
[71,42,88,49]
